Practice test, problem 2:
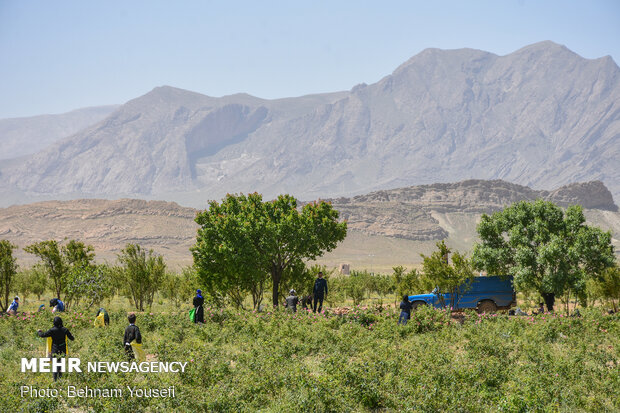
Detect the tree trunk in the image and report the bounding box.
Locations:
[271,264,282,307]
[1,285,8,312]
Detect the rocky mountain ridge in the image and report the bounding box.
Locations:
[326,180,617,240]
[0,41,618,207]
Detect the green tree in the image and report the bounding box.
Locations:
[65,264,114,309]
[421,241,474,309]
[0,240,18,311]
[393,267,430,300]
[15,267,47,302]
[192,193,347,307]
[472,200,615,312]
[115,243,166,311]
[63,239,95,267]
[162,267,200,307]
[343,270,371,305]
[24,239,96,303]
[587,265,620,312]
[24,240,67,300]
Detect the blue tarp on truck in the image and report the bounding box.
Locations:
[408,275,516,313]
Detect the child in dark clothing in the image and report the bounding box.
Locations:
[124,313,142,360]
[38,316,75,381]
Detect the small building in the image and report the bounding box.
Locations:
[339,263,350,275]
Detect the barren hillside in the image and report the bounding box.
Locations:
[1,180,617,272]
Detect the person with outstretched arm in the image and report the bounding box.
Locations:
[193,289,205,323]
[37,316,75,381]
[124,313,142,360]
[313,272,328,313]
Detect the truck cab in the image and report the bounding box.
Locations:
[408,275,516,313]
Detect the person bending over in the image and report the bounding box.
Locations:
[6,296,19,315]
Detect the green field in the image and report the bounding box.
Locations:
[1,303,618,412]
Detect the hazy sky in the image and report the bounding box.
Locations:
[1,0,619,118]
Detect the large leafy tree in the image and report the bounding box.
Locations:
[421,241,475,309]
[192,193,347,307]
[115,243,166,311]
[24,239,96,301]
[472,200,615,311]
[0,240,18,311]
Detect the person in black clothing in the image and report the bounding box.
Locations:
[123,313,142,360]
[96,308,110,325]
[399,295,413,325]
[37,316,75,381]
[193,289,205,323]
[313,272,328,313]
[284,289,299,312]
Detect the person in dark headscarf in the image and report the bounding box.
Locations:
[193,289,204,323]
[124,313,142,360]
[38,316,75,381]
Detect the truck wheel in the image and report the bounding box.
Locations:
[477,300,497,314]
[411,301,426,310]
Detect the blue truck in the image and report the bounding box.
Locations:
[408,275,516,313]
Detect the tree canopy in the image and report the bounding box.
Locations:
[115,243,166,311]
[421,240,474,309]
[24,239,95,302]
[192,193,347,307]
[472,200,615,311]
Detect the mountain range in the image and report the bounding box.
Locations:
[0,41,618,208]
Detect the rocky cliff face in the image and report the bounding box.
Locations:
[1,42,618,206]
[339,179,617,212]
[325,180,617,240]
